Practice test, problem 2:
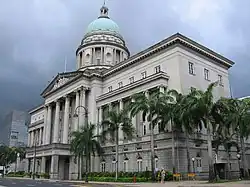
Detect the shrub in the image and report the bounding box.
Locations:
[40,173,50,179]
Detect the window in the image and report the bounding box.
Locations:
[137,159,142,172]
[155,65,161,73]
[204,68,209,80]
[118,82,123,88]
[123,161,128,172]
[97,59,101,65]
[141,71,147,79]
[196,158,202,167]
[143,125,146,136]
[108,86,112,92]
[101,162,106,172]
[189,62,195,75]
[142,113,146,122]
[112,161,116,172]
[218,74,223,86]
[155,158,159,169]
[129,76,134,84]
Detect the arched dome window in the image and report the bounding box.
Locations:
[106,52,112,63]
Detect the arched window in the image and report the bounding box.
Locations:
[123,155,129,172]
[101,158,106,172]
[106,52,112,64]
[137,153,142,172]
[112,157,116,172]
[154,155,159,169]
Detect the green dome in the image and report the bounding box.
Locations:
[86,17,120,34]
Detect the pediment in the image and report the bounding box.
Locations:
[41,71,82,97]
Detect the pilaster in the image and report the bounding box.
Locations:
[50,155,59,180]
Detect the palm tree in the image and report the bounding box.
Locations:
[70,123,103,182]
[101,109,134,181]
[219,98,250,179]
[130,90,174,181]
[185,82,218,182]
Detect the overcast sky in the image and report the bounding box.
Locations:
[0,0,250,121]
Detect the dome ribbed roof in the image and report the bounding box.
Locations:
[86,17,120,34]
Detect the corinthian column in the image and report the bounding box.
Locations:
[74,90,80,131]
[79,87,86,127]
[63,95,70,144]
[46,105,52,144]
[43,106,48,145]
[53,100,60,143]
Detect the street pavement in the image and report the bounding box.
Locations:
[0,178,250,187]
[0,178,116,187]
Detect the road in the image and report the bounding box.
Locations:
[0,178,116,187]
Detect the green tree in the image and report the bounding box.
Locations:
[130,90,174,180]
[101,109,134,181]
[185,82,218,182]
[70,123,103,182]
[218,98,250,179]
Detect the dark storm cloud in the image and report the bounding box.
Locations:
[0,0,249,120]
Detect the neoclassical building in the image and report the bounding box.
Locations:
[26,5,247,180]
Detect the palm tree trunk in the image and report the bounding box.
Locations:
[207,125,215,182]
[150,122,155,182]
[85,155,88,183]
[171,124,176,174]
[78,156,82,180]
[185,131,191,173]
[115,129,119,181]
[240,136,249,179]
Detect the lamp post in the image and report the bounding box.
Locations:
[192,157,195,174]
[15,152,20,174]
[236,153,241,180]
[73,105,88,183]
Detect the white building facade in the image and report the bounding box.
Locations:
[26,5,249,180]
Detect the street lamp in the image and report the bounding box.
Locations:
[191,157,195,174]
[236,153,241,180]
[73,105,88,183]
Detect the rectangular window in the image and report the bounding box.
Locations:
[196,159,202,167]
[143,125,146,136]
[189,62,195,75]
[129,76,134,84]
[141,71,147,79]
[155,65,161,73]
[118,82,123,88]
[108,86,112,92]
[204,68,209,80]
[112,161,116,172]
[218,74,223,86]
[137,160,142,172]
[123,161,128,172]
[155,158,158,169]
[101,162,106,172]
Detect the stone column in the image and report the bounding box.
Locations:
[50,155,59,179]
[31,131,34,146]
[119,100,124,140]
[98,107,103,136]
[43,106,48,145]
[41,157,46,174]
[69,156,78,180]
[53,100,60,143]
[39,128,42,145]
[46,104,52,144]
[74,90,80,131]
[27,132,31,147]
[79,88,86,128]
[63,96,70,144]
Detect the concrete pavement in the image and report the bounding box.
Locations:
[1,177,250,187]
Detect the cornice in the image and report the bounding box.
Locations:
[103,33,234,77]
[29,104,44,114]
[96,72,169,102]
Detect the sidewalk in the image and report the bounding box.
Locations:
[4,177,250,187]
